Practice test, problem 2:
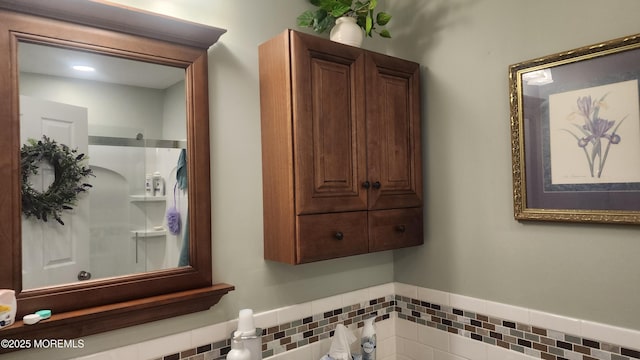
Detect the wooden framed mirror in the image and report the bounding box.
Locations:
[0,0,233,345]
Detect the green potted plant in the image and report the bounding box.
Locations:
[297,0,391,46]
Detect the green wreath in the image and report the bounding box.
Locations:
[21,135,94,225]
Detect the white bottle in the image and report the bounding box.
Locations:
[0,289,16,329]
[226,335,251,360]
[361,317,376,360]
[236,309,262,360]
[152,172,164,196]
[145,174,153,196]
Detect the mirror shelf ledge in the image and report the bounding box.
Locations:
[0,284,234,352]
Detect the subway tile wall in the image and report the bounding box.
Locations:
[75,283,640,360]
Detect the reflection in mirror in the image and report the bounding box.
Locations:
[19,42,190,290]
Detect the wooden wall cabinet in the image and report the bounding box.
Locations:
[259,30,423,264]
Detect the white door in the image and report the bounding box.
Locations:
[20,95,91,289]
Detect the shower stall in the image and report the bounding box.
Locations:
[87,132,188,281]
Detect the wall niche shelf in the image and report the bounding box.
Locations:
[131,229,167,238]
[130,195,167,202]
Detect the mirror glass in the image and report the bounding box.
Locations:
[18,41,190,290]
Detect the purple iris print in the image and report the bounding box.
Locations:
[563,94,626,178]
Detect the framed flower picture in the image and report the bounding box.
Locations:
[509,33,640,224]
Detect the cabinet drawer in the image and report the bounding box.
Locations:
[297,212,368,263]
[369,208,423,252]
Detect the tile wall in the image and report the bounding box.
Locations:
[393,283,640,360]
[75,283,640,360]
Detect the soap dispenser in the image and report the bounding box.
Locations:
[234,309,262,360]
[226,333,250,360]
[361,316,377,360]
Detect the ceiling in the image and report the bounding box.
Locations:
[18,42,185,89]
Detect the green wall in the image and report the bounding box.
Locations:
[391,0,640,331]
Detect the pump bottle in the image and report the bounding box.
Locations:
[226,334,251,360]
[361,316,376,360]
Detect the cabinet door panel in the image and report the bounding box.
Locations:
[297,212,368,263]
[291,32,367,215]
[366,53,423,210]
[369,208,423,252]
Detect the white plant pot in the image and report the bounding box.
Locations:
[330,17,363,47]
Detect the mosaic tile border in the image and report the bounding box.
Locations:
[152,296,395,360]
[261,296,393,358]
[395,295,640,360]
[151,293,640,360]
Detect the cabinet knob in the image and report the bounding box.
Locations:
[334,232,344,240]
[372,181,381,189]
[362,181,371,189]
[396,225,406,233]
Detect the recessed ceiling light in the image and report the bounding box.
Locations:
[72,65,95,72]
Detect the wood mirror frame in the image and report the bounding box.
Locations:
[0,0,233,346]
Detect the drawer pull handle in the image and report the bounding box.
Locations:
[396,225,406,233]
[362,181,371,189]
[372,181,381,189]
[334,232,344,240]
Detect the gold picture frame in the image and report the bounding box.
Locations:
[509,33,640,224]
